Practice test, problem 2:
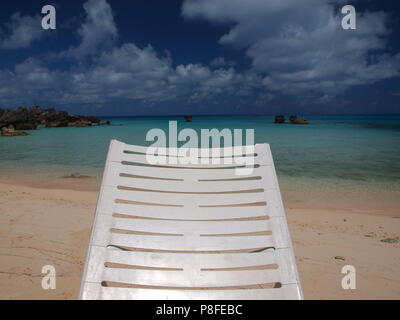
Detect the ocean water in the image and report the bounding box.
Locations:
[1,115,400,191]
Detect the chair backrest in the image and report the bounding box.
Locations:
[79,140,303,300]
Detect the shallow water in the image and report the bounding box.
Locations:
[1,115,400,192]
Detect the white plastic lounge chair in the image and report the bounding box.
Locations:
[79,140,303,300]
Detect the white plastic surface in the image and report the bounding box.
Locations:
[79,140,303,300]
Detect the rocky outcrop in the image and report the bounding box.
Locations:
[70,120,92,127]
[79,116,101,124]
[14,123,37,130]
[273,114,310,125]
[1,125,28,136]
[292,118,309,125]
[289,115,309,125]
[274,115,285,123]
[45,121,69,128]
[0,106,109,135]
[0,106,49,128]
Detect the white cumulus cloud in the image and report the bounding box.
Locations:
[66,0,118,58]
[0,13,45,49]
[182,0,400,99]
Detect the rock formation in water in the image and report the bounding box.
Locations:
[1,125,28,136]
[0,106,111,134]
[274,115,285,123]
[289,115,309,125]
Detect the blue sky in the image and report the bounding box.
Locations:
[0,0,399,115]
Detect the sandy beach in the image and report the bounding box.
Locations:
[0,180,399,300]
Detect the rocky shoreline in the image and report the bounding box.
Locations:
[0,106,111,136]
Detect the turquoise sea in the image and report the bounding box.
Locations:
[1,115,400,193]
